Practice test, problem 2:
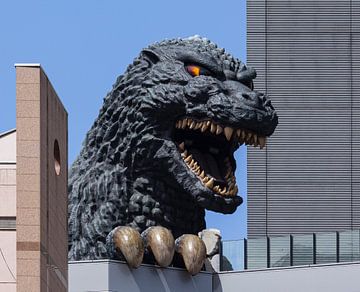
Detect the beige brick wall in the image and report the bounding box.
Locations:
[16,65,68,292]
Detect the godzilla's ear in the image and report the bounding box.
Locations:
[141,49,160,64]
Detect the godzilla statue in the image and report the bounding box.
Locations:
[68,36,278,274]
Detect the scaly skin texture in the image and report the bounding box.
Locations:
[68,36,278,260]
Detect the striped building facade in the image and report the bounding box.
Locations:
[247,0,360,238]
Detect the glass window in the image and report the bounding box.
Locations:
[293,234,314,266]
[247,237,268,269]
[339,230,360,262]
[221,240,245,271]
[269,235,291,267]
[316,232,337,264]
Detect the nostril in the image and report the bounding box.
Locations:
[258,94,266,102]
[242,93,251,100]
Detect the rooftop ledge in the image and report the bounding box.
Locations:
[14,63,41,67]
[68,259,360,292]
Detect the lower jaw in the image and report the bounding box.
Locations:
[179,147,238,197]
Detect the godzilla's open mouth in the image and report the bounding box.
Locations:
[174,118,267,197]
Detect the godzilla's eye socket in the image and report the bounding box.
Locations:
[185,65,211,77]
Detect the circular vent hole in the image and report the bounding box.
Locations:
[54,140,61,176]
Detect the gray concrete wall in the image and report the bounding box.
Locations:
[69,260,212,292]
[214,262,360,292]
[69,260,360,292]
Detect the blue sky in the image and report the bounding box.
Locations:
[0,0,247,240]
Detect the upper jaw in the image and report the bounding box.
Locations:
[175,117,268,148]
[173,116,268,199]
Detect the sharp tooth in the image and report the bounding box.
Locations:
[187,119,192,127]
[201,123,209,132]
[228,185,238,196]
[200,170,205,178]
[224,127,234,141]
[175,121,180,128]
[220,188,227,195]
[225,171,232,179]
[189,121,196,129]
[253,134,258,146]
[181,119,188,129]
[216,125,223,135]
[179,142,185,151]
[236,129,241,137]
[194,165,200,172]
[259,136,266,149]
[210,122,216,133]
[206,121,211,127]
[195,122,202,130]
[185,155,192,163]
[196,169,201,175]
[228,188,235,196]
[189,159,196,167]
[203,176,209,183]
[205,178,214,188]
[247,132,253,141]
[214,185,220,192]
[241,130,246,139]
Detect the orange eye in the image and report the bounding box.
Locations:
[186,65,201,77]
[185,65,211,77]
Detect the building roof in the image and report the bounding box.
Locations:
[0,129,16,139]
[0,129,16,163]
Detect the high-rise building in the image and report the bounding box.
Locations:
[247,0,360,238]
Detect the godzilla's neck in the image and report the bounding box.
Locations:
[127,175,206,239]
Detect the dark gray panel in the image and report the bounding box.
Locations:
[247,0,359,238]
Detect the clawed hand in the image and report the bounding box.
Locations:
[107,226,207,275]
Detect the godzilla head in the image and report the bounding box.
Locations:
[89,36,278,216]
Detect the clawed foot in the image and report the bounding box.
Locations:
[142,226,175,267]
[111,226,144,268]
[175,234,206,275]
[108,226,206,275]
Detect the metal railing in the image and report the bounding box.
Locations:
[221,229,360,271]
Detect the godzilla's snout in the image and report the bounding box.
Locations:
[216,80,278,137]
[237,92,277,136]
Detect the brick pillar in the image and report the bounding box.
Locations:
[16,64,68,291]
